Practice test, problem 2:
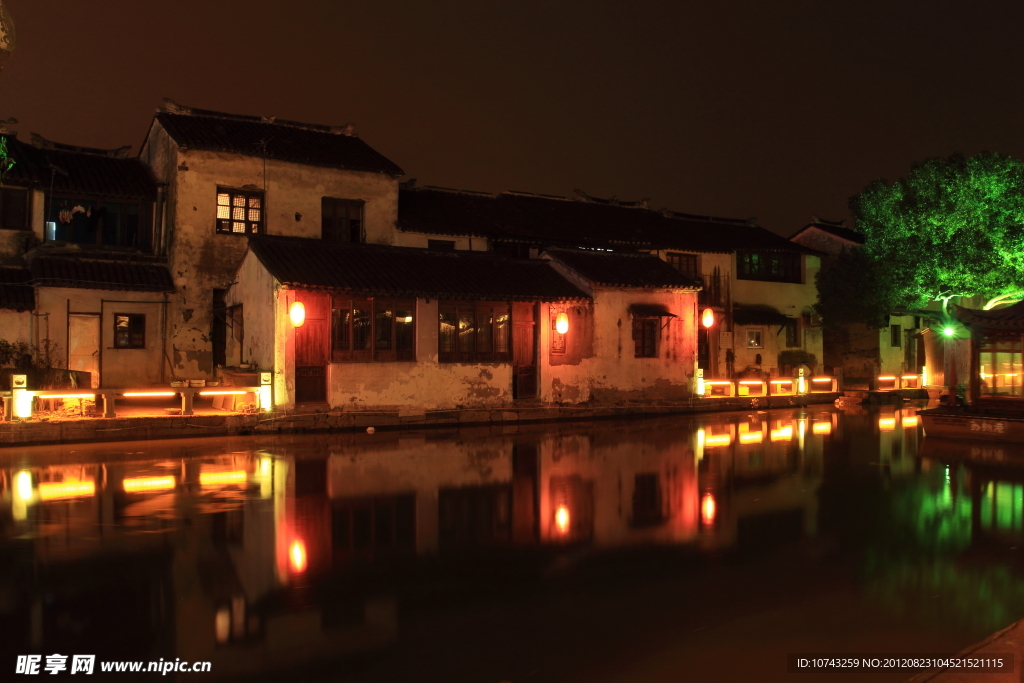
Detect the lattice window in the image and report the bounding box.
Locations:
[216,188,263,234]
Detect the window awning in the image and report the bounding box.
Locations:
[733,304,791,326]
[629,303,677,318]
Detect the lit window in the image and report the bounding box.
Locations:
[438,301,510,363]
[216,188,263,235]
[114,314,145,349]
[746,330,762,348]
[332,297,415,362]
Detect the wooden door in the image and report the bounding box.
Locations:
[512,302,536,399]
[294,293,329,403]
[68,314,100,388]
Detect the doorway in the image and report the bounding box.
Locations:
[294,294,329,403]
[512,302,537,399]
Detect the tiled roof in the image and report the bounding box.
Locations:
[0,267,33,311]
[790,221,865,245]
[246,235,588,302]
[0,134,157,201]
[398,187,817,254]
[154,106,404,177]
[733,304,792,326]
[954,301,1024,330]
[29,257,175,292]
[547,249,700,289]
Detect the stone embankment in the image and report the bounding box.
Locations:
[0,393,840,447]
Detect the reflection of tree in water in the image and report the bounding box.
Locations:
[861,464,1024,636]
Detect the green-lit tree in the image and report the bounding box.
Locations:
[816,151,1024,326]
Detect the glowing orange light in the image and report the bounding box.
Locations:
[198,390,249,396]
[38,480,95,501]
[812,422,832,435]
[902,416,919,427]
[199,470,247,486]
[123,392,177,397]
[289,301,305,327]
[770,426,793,442]
[811,377,834,382]
[555,505,570,534]
[739,380,764,385]
[878,418,896,431]
[123,476,176,492]
[705,434,732,447]
[289,540,307,572]
[878,376,897,381]
[739,431,764,444]
[701,493,716,525]
[701,308,715,328]
[900,375,918,380]
[555,312,569,335]
[37,393,95,399]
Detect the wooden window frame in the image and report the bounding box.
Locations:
[216,187,264,235]
[632,316,659,358]
[890,324,902,348]
[785,319,800,348]
[666,252,699,280]
[113,313,145,349]
[322,197,364,243]
[331,296,415,362]
[746,329,763,349]
[438,301,511,363]
[736,250,802,284]
[47,194,150,249]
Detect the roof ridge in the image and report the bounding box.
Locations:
[157,98,357,136]
[30,132,133,159]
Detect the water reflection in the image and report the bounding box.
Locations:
[4,404,1024,680]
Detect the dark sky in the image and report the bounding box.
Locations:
[3,0,1023,236]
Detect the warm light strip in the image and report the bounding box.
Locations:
[704,381,733,386]
[902,416,919,427]
[38,480,95,501]
[812,378,834,382]
[877,376,897,381]
[704,435,732,447]
[900,375,919,380]
[198,390,250,396]
[123,476,176,492]
[739,432,764,444]
[199,470,248,486]
[123,392,177,397]
[36,393,95,399]
[770,427,793,441]
[739,380,765,385]
[812,423,832,435]
[878,418,896,430]
[770,380,794,384]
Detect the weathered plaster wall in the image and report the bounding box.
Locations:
[143,120,399,380]
[328,361,513,411]
[0,308,32,345]
[35,286,168,387]
[538,288,699,404]
[392,232,489,251]
[224,249,276,370]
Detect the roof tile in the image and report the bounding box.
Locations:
[30,257,175,292]
[547,249,700,289]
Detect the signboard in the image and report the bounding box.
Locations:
[719,330,733,349]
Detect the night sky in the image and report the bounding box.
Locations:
[3,0,1023,236]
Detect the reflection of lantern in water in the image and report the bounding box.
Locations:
[555,505,570,534]
[700,493,716,526]
[289,540,307,573]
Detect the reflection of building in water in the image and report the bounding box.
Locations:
[0,450,394,679]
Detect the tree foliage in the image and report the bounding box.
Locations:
[816,151,1024,326]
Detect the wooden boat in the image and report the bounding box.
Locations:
[919,300,1024,444]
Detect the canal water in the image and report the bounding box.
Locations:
[2,403,1024,682]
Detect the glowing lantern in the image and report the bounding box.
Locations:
[289,539,307,573]
[555,505,570,535]
[700,493,716,526]
[555,312,569,335]
[701,308,715,328]
[289,301,305,327]
[942,326,955,337]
